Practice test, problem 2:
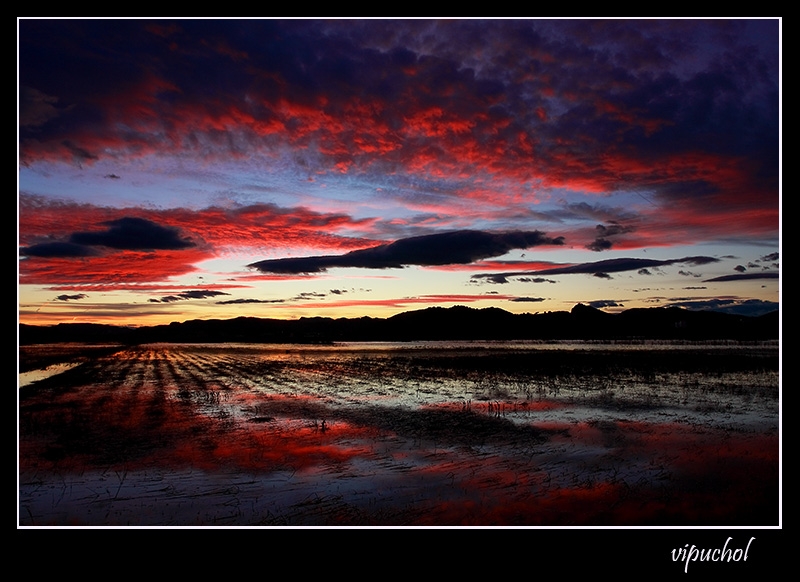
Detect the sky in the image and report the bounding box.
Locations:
[17,18,781,327]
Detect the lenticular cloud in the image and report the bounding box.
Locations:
[248,229,565,274]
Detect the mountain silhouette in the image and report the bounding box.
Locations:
[18,304,779,345]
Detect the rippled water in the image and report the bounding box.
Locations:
[18,341,779,527]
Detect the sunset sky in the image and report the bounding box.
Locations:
[18,18,781,326]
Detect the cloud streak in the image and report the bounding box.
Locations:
[702,272,779,282]
[148,289,230,303]
[472,256,721,282]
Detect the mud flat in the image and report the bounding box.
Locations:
[18,341,779,526]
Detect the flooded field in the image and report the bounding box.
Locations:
[18,341,780,527]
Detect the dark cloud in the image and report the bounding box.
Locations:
[478,274,513,285]
[20,241,100,258]
[20,217,196,262]
[149,289,229,303]
[70,217,195,251]
[517,277,557,284]
[248,230,564,274]
[217,288,365,305]
[216,298,285,305]
[702,272,779,282]
[178,289,229,300]
[759,252,779,262]
[472,255,721,282]
[509,297,546,303]
[291,292,327,300]
[586,222,636,252]
[54,293,88,301]
[586,238,614,252]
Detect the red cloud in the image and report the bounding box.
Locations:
[18,62,769,228]
[44,283,249,293]
[18,20,777,261]
[156,204,378,253]
[19,248,215,286]
[20,195,377,250]
[19,195,380,287]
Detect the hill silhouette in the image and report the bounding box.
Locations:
[18,304,779,345]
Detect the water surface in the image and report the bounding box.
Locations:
[18,340,779,526]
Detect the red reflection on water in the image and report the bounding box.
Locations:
[406,418,778,525]
[19,382,381,477]
[169,421,372,473]
[414,481,630,526]
[20,365,778,525]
